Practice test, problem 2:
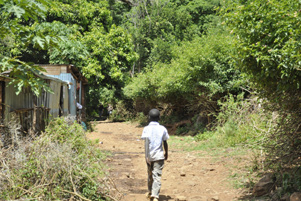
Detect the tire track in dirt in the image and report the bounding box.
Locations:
[86,121,245,201]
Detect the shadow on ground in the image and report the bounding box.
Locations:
[159,195,173,201]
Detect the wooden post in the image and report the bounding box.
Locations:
[0,81,3,120]
[81,84,86,121]
[33,95,37,134]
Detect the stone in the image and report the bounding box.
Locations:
[187,181,196,186]
[179,167,186,176]
[252,173,275,196]
[190,196,208,201]
[180,172,186,177]
[175,196,187,201]
[290,192,301,201]
[211,196,219,201]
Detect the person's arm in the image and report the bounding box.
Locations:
[163,140,168,160]
[145,138,150,164]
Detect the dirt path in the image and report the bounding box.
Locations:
[86,121,246,201]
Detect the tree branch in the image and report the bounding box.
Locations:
[118,0,133,6]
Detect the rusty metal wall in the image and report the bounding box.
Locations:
[62,85,69,115]
[3,77,68,131]
[4,85,34,121]
[48,80,61,118]
[47,73,76,117]
[1,70,72,134]
[3,84,50,133]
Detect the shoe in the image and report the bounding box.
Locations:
[152,198,159,201]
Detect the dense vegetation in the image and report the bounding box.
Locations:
[220,1,301,193]
[0,117,118,200]
[0,0,300,199]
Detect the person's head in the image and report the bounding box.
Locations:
[149,108,160,122]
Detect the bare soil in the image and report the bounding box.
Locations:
[86,121,249,201]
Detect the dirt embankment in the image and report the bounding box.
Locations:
[86,121,247,201]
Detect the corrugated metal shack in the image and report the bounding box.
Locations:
[0,71,69,133]
[39,64,88,121]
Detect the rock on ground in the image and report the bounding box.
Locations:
[253,173,275,197]
[290,192,301,201]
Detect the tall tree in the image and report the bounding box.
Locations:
[18,0,138,111]
[124,28,243,115]
[221,0,301,170]
[124,0,220,74]
[0,0,59,95]
[222,0,301,107]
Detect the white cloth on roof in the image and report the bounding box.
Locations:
[77,102,82,110]
[141,121,169,162]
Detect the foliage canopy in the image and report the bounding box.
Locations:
[221,0,301,106]
[124,28,244,114]
[0,0,57,95]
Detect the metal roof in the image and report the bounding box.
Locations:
[0,70,69,85]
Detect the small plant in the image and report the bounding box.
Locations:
[175,125,190,135]
[134,112,148,126]
[86,120,97,132]
[109,101,134,122]
[194,130,212,141]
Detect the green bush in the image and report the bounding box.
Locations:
[194,130,212,141]
[263,108,301,175]
[195,94,276,148]
[109,100,135,122]
[124,29,244,113]
[134,112,148,126]
[194,93,301,195]
[222,0,301,106]
[175,126,190,135]
[0,117,118,201]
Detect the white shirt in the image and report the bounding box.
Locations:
[141,121,169,162]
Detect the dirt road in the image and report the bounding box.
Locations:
[87,121,246,201]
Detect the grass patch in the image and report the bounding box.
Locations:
[169,134,259,192]
[169,135,249,157]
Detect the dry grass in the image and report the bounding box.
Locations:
[0,116,122,201]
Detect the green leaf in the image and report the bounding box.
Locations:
[7,5,25,18]
[33,36,45,49]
